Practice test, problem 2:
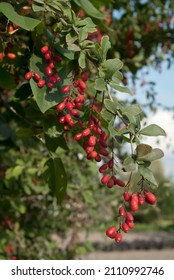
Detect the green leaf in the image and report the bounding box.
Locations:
[101,58,123,78]
[16,128,34,139]
[94,78,106,91]
[44,157,67,204]
[138,165,158,187]
[100,35,111,61]
[0,124,12,141]
[72,0,106,19]
[45,134,69,152]
[0,69,16,90]
[108,117,117,138]
[110,83,133,95]
[123,104,142,116]
[14,83,32,101]
[136,144,152,159]
[82,190,96,205]
[137,148,164,162]
[78,51,86,69]
[0,2,41,31]
[140,124,166,136]
[67,43,81,52]
[104,99,118,114]
[123,156,136,172]
[43,118,63,138]
[6,165,24,180]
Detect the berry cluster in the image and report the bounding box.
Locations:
[25,45,61,88]
[106,188,157,243]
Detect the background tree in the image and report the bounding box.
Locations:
[0,0,173,260]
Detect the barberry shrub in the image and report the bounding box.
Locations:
[0,0,167,257]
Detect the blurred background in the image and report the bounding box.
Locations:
[0,0,174,260]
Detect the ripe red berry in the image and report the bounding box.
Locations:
[101,174,110,184]
[99,164,108,173]
[99,139,108,148]
[119,206,125,217]
[41,45,49,54]
[62,85,70,93]
[25,71,32,80]
[79,80,87,90]
[144,191,156,205]
[85,146,94,154]
[34,72,41,81]
[122,222,129,233]
[64,114,72,123]
[108,158,114,168]
[88,135,97,146]
[74,133,83,141]
[138,194,145,205]
[114,178,125,187]
[0,53,4,60]
[81,71,88,81]
[99,147,108,157]
[71,109,80,118]
[57,102,65,111]
[107,177,115,188]
[123,192,131,201]
[48,82,54,89]
[44,51,51,60]
[106,226,117,238]
[115,233,122,243]
[59,116,65,124]
[46,66,52,76]
[130,198,139,212]
[126,212,134,222]
[87,151,98,160]
[7,53,16,59]
[95,154,102,162]
[126,221,135,229]
[37,80,45,88]
[82,128,91,137]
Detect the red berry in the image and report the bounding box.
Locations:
[119,206,125,217]
[66,102,73,111]
[34,72,41,81]
[108,158,114,168]
[144,191,156,205]
[130,198,139,212]
[81,71,88,81]
[44,51,51,60]
[85,146,94,154]
[0,53,4,61]
[59,116,65,124]
[74,133,83,141]
[126,221,135,229]
[115,233,122,243]
[87,151,97,160]
[46,66,52,76]
[114,178,125,187]
[37,80,45,88]
[48,61,55,69]
[7,53,16,59]
[126,212,134,222]
[106,226,117,238]
[95,154,102,162]
[54,56,62,62]
[57,102,65,111]
[41,45,49,54]
[25,71,32,80]
[101,174,110,184]
[48,82,54,89]
[99,147,108,156]
[64,114,72,123]
[122,222,129,233]
[99,164,108,173]
[88,135,97,146]
[82,128,91,137]
[62,85,70,93]
[71,109,80,118]
[107,177,115,188]
[79,80,87,90]
[100,131,107,141]
[138,194,145,205]
[123,192,131,201]
[8,26,14,33]
[99,139,108,148]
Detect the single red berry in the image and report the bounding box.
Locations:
[48,82,54,89]
[88,135,97,146]
[41,45,49,54]
[71,109,80,118]
[74,133,83,141]
[85,146,94,154]
[57,102,65,111]
[59,116,65,124]
[108,158,114,168]
[126,221,135,229]
[119,206,125,217]
[81,71,88,81]
[62,85,71,93]
[34,72,41,81]
[37,80,45,88]
[78,88,84,95]
[99,164,108,173]
[87,151,97,160]
[8,26,14,33]
[13,23,19,29]
[130,198,139,212]
[82,128,91,137]
[44,51,51,60]
[99,147,108,157]
[106,226,117,238]
[114,178,125,187]
[99,139,108,148]
[7,53,16,59]
[107,177,115,188]
[138,194,145,205]
[25,71,32,80]
[101,174,110,184]
[46,66,52,76]
[0,53,4,61]
[48,61,55,69]
[123,192,131,201]
[79,79,87,90]
[126,212,134,222]
[54,56,62,62]
[122,222,129,233]
[74,103,82,110]
[100,131,107,141]
[95,154,102,162]
[64,114,72,123]
[144,191,157,205]
[66,102,73,111]
[115,233,122,243]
